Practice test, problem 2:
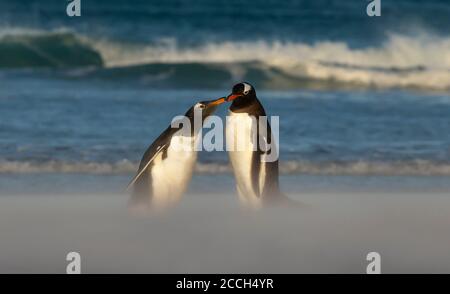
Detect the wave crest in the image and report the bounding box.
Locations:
[91,33,450,90]
[0,31,103,68]
[1,28,449,90]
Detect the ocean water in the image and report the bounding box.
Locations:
[0,0,449,192]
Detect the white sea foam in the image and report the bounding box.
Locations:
[1,27,449,90]
[92,33,450,90]
[0,160,135,175]
[1,160,450,176]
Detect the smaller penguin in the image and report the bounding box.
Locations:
[127,97,225,211]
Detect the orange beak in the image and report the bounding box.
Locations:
[226,94,241,102]
[208,97,227,106]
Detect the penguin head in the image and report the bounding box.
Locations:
[184,97,226,121]
[226,82,256,103]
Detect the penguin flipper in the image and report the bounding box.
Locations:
[127,124,180,192]
[126,143,167,191]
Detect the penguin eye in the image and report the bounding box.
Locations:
[199,104,206,109]
[243,90,249,95]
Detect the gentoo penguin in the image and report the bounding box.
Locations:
[224,82,288,208]
[127,98,225,211]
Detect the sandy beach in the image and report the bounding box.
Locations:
[0,186,449,274]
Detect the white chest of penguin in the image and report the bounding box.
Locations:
[226,112,256,152]
[226,111,265,204]
[150,135,197,204]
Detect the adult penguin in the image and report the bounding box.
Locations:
[127,97,225,211]
[224,82,292,208]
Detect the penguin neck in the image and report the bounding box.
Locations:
[183,113,208,137]
[229,95,258,113]
[188,118,203,138]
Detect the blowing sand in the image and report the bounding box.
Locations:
[0,191,449,273]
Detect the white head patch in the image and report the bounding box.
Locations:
[242,83,252,95]
[194,102,204,109]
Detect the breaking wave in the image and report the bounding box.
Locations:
[1,29,450,90]
[1,160,450,176]
[91,33,450,91]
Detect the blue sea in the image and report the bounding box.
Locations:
[0,0,450,194]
